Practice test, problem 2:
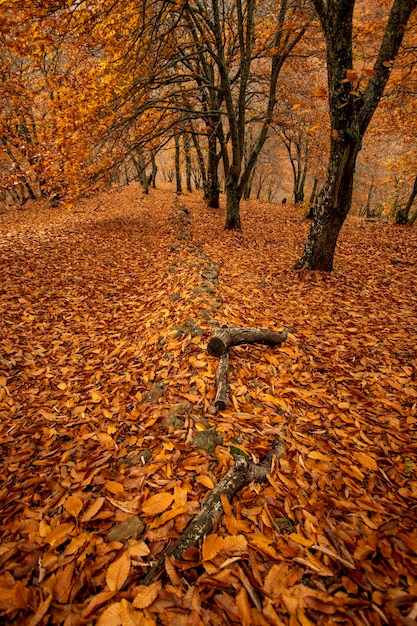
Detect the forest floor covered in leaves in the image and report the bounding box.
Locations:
[0,182,416,626]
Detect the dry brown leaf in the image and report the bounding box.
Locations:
[96,602,122,626]
[105,481,125,495]
[141,492,174,515]
[65,495,83,518]
[354,451,378,470]
[202,533,225,561]
[80,497,106,522]
[106,552,131,592]
[132,581,162,609]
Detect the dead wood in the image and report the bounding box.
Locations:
[207,326,293,357]
[390,258,416,266]
[214,352,230,410]
[141,434,285,585]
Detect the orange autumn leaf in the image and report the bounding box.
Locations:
[80,497,106,522]
[289,533,315,548]
[236,587,251,626]
[221,534,248,555]
[141,492,174,515]
[354,451,378,470]
[307,451,331,462]
[195,474,215,489]
[96,602,121,626]
[106,552,131,592]
[202,533,225,561]
[54,563,75,604]
[132,581,162,609]
[128,541,150,559]
[105,481,125,495]
[65,495,83,518]
[45,523,75,548]
[90,390,102,403]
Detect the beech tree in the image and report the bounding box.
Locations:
[198,0,310,229]
[295,0,417,271]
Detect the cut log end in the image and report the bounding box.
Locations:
[207,336,226,357]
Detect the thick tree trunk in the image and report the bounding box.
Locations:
[133,154,149,194]
[395,173,417,224]
[295,136,360,271]
[294,187,304,205]
[224,178,241,229]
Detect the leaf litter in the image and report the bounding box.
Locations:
[0,182,416,625]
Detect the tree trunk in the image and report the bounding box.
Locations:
[306,177,319,219]
[206,127,220,208]
[395,173,417,224]
[191,130,208,194]
[295,137,360,271]
[360,181,374,218]
[149,151,157,188]
[184,132,192,193]
[174,133,182,195]
[294,186,304,205]
[225,176,241,230]
[133,154,149,194]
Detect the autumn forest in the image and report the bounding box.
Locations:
[1,0,417,625]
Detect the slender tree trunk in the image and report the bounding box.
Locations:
[306,177,319,218]
[183,132,192,193]
[191,130,208,194]
[360,181,374,218]
[174,134,182,195]
[149,151,157,188]
[294,182,304,204]
[206,126,220,208]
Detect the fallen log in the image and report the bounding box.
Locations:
[214,352,230,410]
[142,434,286,585]
[391,258,416,266]
[207,326,293,357]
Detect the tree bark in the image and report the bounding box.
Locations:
[224,176,242,229]
[191,130,208,196]
[206,123,221,208]
[306,177,319,219]
[149,151,158,188]
[295,137,360,271]
[214,353,230,410]
[395,173,417,224]
[183,131,192,193]
[174,133,182,195]
[208,326,292,357]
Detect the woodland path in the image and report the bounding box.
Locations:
[0,182,416,625]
